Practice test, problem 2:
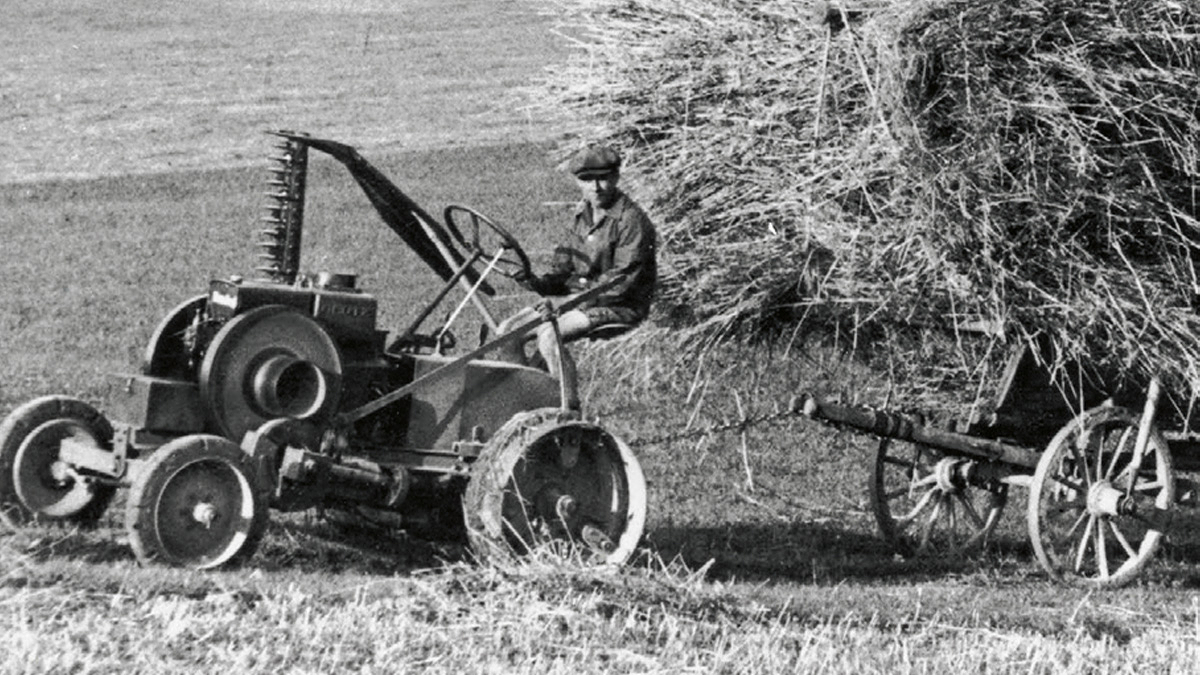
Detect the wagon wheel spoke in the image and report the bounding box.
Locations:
[1095,520,1110,580]
[1073,514,1097,575]
[1103,428,1135,482]
[917,496,943,551]
[893,487,938,530]
[1108,520,1137,559]
[1067,442,1094,489]
[956,492,986,530]
[1030,405,1175,588]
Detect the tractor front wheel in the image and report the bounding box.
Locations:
[0,396,116,526]
[125,434,267,569]
[463,409,646,565]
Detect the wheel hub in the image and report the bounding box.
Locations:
[192,501,218,528]
[1086,480,1131,518]
[933,458,967,494]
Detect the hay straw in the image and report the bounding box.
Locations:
[537,0,1200,409]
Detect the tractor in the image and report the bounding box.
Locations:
[0,131,647,569]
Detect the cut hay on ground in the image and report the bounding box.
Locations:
[541,0,1200,406]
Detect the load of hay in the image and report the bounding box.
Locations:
[540,0,1200,407]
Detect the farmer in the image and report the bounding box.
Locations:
[497,143,657,388]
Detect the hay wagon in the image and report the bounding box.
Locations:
[0,131,647,569]
[797,338,1200,587]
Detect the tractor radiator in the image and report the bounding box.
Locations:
[256,134,308,283]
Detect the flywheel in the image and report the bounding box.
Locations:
[199,305,342,442]
[463,408,647,565]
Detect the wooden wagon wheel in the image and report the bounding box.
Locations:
[463,408,646,565]
[870,437,1008,557]
[1028,405,1174,587]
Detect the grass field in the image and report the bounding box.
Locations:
[4,1,1200,672]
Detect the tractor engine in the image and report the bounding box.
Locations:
[103,136,420,524]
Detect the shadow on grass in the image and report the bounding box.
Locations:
[252,514,471,575]
[644,521,1038,584]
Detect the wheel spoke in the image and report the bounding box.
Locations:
[1108,520,1137,558]
[1133,480,1164,494]
[917,494,943,551]
[955,492,986,530]
[1073,515,1096,574]
[894,487,938,530]
[1103,428,1135,481]
[1068,442,1094,488]
[1049,473,1087,495]
[1095,520,1110,579]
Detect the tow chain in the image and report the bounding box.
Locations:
[595,396,810,447]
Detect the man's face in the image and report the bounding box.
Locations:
[576,172,620,210]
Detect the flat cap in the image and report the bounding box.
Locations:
[568,144,622,178]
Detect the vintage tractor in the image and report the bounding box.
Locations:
[0,131,647,569]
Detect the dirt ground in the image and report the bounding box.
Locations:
[3,0,571,184]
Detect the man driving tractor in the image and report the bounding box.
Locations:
[497,143,658,388]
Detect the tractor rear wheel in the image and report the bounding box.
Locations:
[0,396,116,526]
[126,434,267,569]
[464,408,646,565]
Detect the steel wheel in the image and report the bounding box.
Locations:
[1028,406,1174,587]
[0,396,116,525]
[464,408,646,565]
[126,434,267,569]
[871,438,1007,557]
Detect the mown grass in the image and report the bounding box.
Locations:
[4,143,1200,672]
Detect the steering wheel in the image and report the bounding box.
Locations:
[443,205,533,281]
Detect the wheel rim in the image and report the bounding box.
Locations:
[13,419,100,519]
[128,435,265,569]
[1029,407,1173,587]
[0,396,115,525]
[871,438,1007,557]
[150,457,256,568]
[466,410,646,565]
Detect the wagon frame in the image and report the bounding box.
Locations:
[799,333,1200,587]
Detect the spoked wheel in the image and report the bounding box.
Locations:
[871,438,1008,557]
[126,434,268,569]
[464,409,646,565]
[0,396,116,526]
[1028,406,1174,587]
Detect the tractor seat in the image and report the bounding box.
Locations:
[585,322,635,341]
